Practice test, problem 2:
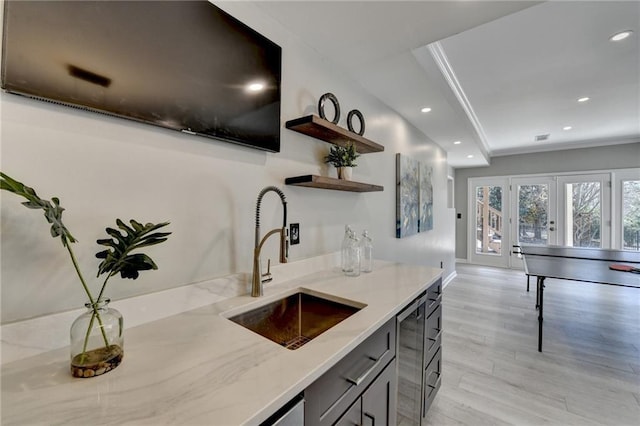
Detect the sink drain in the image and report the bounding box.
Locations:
[282,335,311,350]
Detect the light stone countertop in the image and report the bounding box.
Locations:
[1,260,442,425]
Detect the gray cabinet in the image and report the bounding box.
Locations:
[396,278,442,425]
[423,347,441,414]
[334,359,397,426]
[305,277,442,426]
[423,279,442,416]
[362,358,397,425]
[305,318,396,426]
[423,279,442,419]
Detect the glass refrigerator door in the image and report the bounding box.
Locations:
[396,294,427,425]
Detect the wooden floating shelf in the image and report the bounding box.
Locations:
[285,115,384,154]
[285,175,384,193]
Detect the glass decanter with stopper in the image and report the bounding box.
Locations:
[360,230,373,273]
[343,228,361,277]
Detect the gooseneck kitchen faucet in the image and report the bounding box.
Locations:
[252,186,288,297]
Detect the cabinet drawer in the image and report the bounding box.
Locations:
[305,318,396,426]
[423,347,442,416]
[425,303,442,364]
[426,278,442,317]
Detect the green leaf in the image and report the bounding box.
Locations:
[323,143,359,167]
[96,219,170,280]
[21,200,43,209]
[0,172,76,246]
[117,253,158,279]
[105,227,128,245]
[117,218,136,235]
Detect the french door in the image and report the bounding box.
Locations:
[510,177,557,269]
[468,177,510,268]
[468,172,618,269]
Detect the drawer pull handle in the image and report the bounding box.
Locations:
[426,377,441,400]
[428,293,442,307]
[426,372,442,399]
[345,349,389,386]
[428,329,442,342]
[421,369,441,416]
[428,370,441,385]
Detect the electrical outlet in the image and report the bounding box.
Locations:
[290,223,300,245]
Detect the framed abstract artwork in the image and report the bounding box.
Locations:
[396,154,434,238]
[419,161,433,231]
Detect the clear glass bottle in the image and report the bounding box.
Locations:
[70,298,124,378]
[341,225,353,272]
[360,230,373,273]
[344,229,361,277]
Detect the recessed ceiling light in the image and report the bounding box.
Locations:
[563,126,573,131]
[247,82,265,92]
[466,154,474,159]
[578,97,590,103]
[453,141,461,145]
[421,107,432,113]
[610,30,633,42]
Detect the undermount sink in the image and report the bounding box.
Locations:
[227,290,365,350]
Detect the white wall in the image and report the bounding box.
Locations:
[0,2,454,323]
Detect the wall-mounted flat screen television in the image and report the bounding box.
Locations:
[1,1,282,152]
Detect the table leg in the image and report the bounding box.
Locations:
[537,276,545,352]
[527,275,530,292]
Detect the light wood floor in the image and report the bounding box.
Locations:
[423,263,640,426]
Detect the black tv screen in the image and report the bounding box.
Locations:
[1,1,282,152]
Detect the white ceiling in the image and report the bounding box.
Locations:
[254,1,640,168]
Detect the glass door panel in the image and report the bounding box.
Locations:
[510,177,556,269]
[468,177,509,268]
[558,174,610,248]
[517,184,550,246]
[475,185,503,256]
[622,179,640,251]
[566,181,601,247]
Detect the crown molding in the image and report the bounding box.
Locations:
[428,41,491,159]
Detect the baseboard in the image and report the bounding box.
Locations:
[455,258,468,264]
[443,270,457,288]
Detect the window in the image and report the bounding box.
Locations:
[622,179,640,251]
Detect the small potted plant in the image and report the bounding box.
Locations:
[324,143,359,180]
[1,172,171,378]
